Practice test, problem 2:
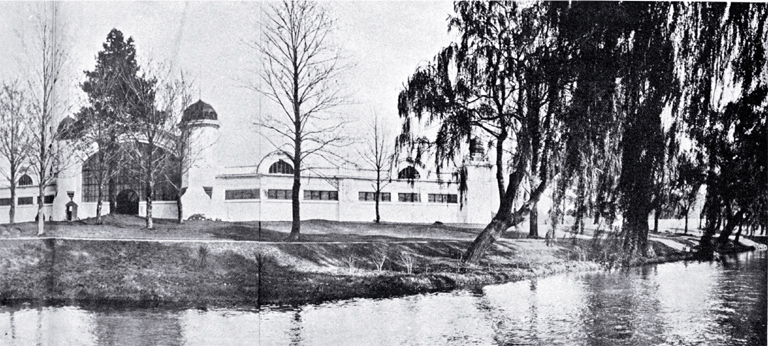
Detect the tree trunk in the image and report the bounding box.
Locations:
[288,170,301,240]
[653,206,660,233]
[36,184,45,236]
[699,187,720,256]
[574,174,586,234]
[463,169,546,264]
[528,201,539,238]
[96,177,105,224]
[9,179,15,224]
[734,222,743,245]
[375,170,381,223]
[623,208,650,257]
[463,215,512,264]
[108,177,116,213]
[717,210,744,246]
[684,212,689,235]
[177,194,184,224]
[145,154,154,229]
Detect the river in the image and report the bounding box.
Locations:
[1,251,765,345]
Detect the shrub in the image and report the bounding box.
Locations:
[196,245,209,269]
[399,253,415,274]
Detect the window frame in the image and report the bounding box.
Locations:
[267,189,293,200]
[225,189,260,200]
[18,174,32,186]
[268,160,294,175]
[397,166,420,180]
[398,193,420,203]
[428,193,458,204]
[358,191,391,202]
[304,190,338,201]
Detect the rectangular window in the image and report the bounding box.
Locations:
[18,197,33,205]
[398,193,420,203]
[304,190,338,201]
[359,192,391,202]
[0,198,10,206]
[428,193,458,204]
[44,195,55,204]
[225,189,260,200]
[267,189,292,200]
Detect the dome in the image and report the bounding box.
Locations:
[181,100,218,123]
[56,116,83,140]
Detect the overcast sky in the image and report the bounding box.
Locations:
[0,1,456,169]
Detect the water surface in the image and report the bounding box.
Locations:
[1,251,765,345]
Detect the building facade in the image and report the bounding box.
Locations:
[0,101,499,225]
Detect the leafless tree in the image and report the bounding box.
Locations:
[356,110,394,223]
[249,0,349,241]
[0,82,33,223]
[20,2,76,235]
[119,64,203,227]
[159,72,210,224]
[119,64,173,230]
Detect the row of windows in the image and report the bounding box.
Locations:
[428,193,458,204]
[365,192,457,203]
[226,189,339,201]
[224,188,456,204]
[266,161,422,181]
[358,192,391,202]
[0,195,54,206]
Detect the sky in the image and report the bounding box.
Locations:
[0,1,457,169]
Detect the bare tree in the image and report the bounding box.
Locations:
[0,82,33,223]
[119,64,180,230]
[21,2,74,235]
[249,0,349,241]
[158,72,209,224]
[356,110,394,223]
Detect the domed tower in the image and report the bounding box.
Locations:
[179,100,220,220]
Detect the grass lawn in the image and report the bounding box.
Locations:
[0,214,699,307]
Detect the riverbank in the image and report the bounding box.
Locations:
[0,216,700,308]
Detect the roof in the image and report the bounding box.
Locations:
[181,100,218,123]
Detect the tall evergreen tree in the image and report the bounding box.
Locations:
[78,28,140,223]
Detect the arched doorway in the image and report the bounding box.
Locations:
[116,189,139,215]
[66,201,78,221]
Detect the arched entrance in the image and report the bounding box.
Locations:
[65,201,78,221]
[116,189,139,215]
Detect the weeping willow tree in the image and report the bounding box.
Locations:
[398,2,581,264]
[400,1,688,263]
[673,2,768,255]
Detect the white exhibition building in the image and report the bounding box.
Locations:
[0,101,501,225]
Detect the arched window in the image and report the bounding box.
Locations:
[398,166,420,180]
[81,143,180,203]
[18,174,32,186]
[269,160,294,174]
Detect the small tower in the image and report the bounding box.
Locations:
[52,116,82,221]
[179,100,220,220]
[461,136,499,224]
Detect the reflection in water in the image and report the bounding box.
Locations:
[0,251,764,345]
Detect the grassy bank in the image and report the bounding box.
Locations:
[0,216,696,308]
